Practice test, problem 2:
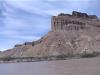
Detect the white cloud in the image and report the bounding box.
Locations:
[0,0,100,51]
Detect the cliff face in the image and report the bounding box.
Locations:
[0,11,100,58]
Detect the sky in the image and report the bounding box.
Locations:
[0,0,100,51]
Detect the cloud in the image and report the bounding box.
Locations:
[0,0,100,50]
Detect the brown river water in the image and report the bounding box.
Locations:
[0,57,100,75]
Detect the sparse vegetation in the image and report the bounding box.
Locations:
[79,51,100,58]
[0,51,100,63]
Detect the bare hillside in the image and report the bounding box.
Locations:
[0,11,100,58]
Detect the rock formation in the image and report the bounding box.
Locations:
[51,11,98,31]
[0,11,100,58]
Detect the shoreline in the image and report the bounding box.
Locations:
[0,55,99,63]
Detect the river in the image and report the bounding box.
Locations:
[0,57,100,75]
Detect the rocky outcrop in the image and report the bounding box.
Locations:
[72,11,88,18]
[52,11,99,31]
[24,42,32,45]
[15,44,22,47]
[58,11,97,19]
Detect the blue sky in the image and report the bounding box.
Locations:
[0,0,100,51]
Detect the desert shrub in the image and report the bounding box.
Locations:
[80,51,100,58]
[55,54,69,60]
[0,57,14,61]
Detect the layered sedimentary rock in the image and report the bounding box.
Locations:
[51,11,99,31]
[0,11,100,58]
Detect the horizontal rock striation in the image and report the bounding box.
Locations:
[52,11,99,31]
